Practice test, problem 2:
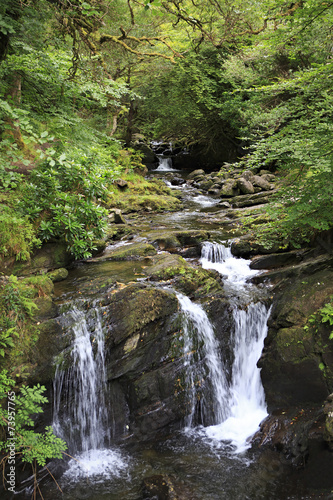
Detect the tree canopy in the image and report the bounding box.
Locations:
[0,0,333,488]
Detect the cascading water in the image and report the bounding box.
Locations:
[186,241,271,452]
[156,155,175,171]
[53,305,127,479]
[177,293,230,427]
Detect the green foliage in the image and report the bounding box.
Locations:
[305,296,333,340]
[19,148,119,259]
[137,48,233,143]
[0,381,67,467]
[0,275,66,479]
[0,205,41,261]
[0,276,38,358]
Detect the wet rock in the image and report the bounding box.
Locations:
[231,236,282,258]
[170,177,186,186]
[237,177,255,194]
[259,268,333,409]
[253,407,324,466]
[253,254,333,284]
[187,169,205,180]
[198,179,214,190]
[97,241,157,261]
[29,318,66,383]
[110,208,127,224]
[218,201,231,209]
[207,188,220,195]
[150,230,209,253]
[250,249,310,270]
[144,253,189,278]
[47,267,69,282]
[103,284,178,348]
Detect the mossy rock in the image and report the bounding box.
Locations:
[260,268,333,408]
[150,230,209,251]
[144,253,190,278]
[20,274,54,298]
[231,236,284,257]
[13,242,73,276]
[103,284,178,347]
[145,253,223,298]
[151,233,182,251]
[99,241,157,261]
[47,268,69,282]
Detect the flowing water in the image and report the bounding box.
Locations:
[53,306,128,480]
[12,168,328,500]
[176,293,230,427]
[155,156,177,171]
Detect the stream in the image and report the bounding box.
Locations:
[13,162,329,499]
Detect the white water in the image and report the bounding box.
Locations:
[189,194,220,207]
[201,241,258,286]
[197,242,270,452]
[53,307,127,478]
[177,293,230,427]
[155,156,177,171]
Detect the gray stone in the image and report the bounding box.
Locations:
[187,169,205,180]
[110,208,127,224]
[242,170,255,182]
[237,177,255,194]
[253,175,272,191]
[221,179,240,197]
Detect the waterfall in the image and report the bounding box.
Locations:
[177,293,230,427]
[53,306,128,479]
[53,307,109,453]
[156,156,174,171]
[185,241,270,452]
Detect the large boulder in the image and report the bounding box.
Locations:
[259,268,333,409]
[12,242,73,276]
[237,177,255,194]
[92,241,157,261]
[221,179,240,197]
[253,175,272,191]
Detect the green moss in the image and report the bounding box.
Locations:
[154,263,223,298]
[106,173,181,213]
[103,242,157,261]
[0,274,55,382]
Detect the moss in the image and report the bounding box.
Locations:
[0,274,57,383]
[102,242,157,261]
[47,268,69,283]
[147,254,223,298]
[275,327,310,363]
[106,173,181,214]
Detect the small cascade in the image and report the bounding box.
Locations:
[53,306,109,453]
[177,293,230,427]
[156,155,175,171]
[53,306,129,479]
[198,241,270,452]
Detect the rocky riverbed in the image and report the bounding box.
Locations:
[3,163,333,500]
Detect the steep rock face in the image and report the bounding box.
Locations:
[52,280,232,443]
[259,268,333,409]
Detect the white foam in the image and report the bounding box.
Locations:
[64,448,129,480]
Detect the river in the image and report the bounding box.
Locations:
[11,161,330,500]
